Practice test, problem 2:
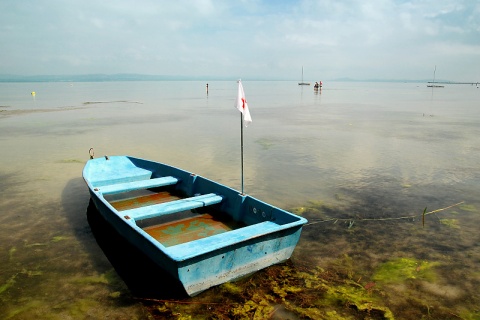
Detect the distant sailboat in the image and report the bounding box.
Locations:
[298,66,310,86]
[427,66,444,88]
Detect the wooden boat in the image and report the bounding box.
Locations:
[83,155,307,296]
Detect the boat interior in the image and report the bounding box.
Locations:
[86,156,303,248]
[103,186,246,247]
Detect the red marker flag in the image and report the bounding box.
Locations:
[235,80,252,127]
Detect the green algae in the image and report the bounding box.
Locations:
[0,274,17,294]
[278,266,393,319]
[4,300,43,320]
[1,269,44,296]
[291,201,327,217]
[144,252,468,319]
[74,273,109,285]
[153,301,199,320]
[323,283,394,320]
[255,138,275,150]
[439,218,460,228]
[8,246,16,261]
[283,304,330,319]
[292,206,307,215]
[51,235,68,242]
[70,268,128,303]
[13,268,132,319]
[373,258,438,284]
[185,263,395,320]
[68,298,102,318]
[290,198,353,223]
[23,240,48,248]
[459,204,477,213]
[458,308,480,320]
[24,269,43,277]
[307,199,326,207]
[73,269,123,286]
[220,282,243,295]
[231,295,275,319]
[104,269,128,287]
[73,269,120,286]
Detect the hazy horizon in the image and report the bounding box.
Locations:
[0,73,470,83]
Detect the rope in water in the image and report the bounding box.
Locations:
[305,201,465,226]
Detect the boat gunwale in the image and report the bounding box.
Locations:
[83,156,308,262]
[89,188,306,261]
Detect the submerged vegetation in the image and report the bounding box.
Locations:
[372,258,438,283]
[142,253,474,319]
[139,198,479,319]
[139,203,480,320]
[1,172,479,319]
[144,262,396,319]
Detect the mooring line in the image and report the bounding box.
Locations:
[305,201,465,226]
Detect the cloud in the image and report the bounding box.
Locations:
[0,0,479,81]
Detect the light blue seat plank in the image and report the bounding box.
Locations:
[124,193,223,220]
[97,176,179,195]
[166,221,282,260]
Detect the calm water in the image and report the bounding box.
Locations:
[1,81,479,319]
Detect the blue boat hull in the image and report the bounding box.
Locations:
[83,155,307,296]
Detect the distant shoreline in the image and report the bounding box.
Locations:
[0,74,475,84]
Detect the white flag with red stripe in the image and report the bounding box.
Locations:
[235,80,252,127]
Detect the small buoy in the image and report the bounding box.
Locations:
[31,92,36,96]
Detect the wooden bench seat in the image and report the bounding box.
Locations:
[97,176,179,195]
[122,193,223,221]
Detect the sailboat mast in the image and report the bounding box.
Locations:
[298,66,310,85]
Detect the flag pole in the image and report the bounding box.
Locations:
[240,112,244,194]
[236,79,251,194]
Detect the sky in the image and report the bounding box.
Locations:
[1,0,479,81]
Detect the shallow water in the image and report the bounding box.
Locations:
[1,81,479,319]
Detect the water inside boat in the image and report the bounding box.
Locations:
[104,188,246,247]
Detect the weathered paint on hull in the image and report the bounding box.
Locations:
[84,156,307,296]
[179,227,303,296]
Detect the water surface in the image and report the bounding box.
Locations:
[1,81,479,319]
